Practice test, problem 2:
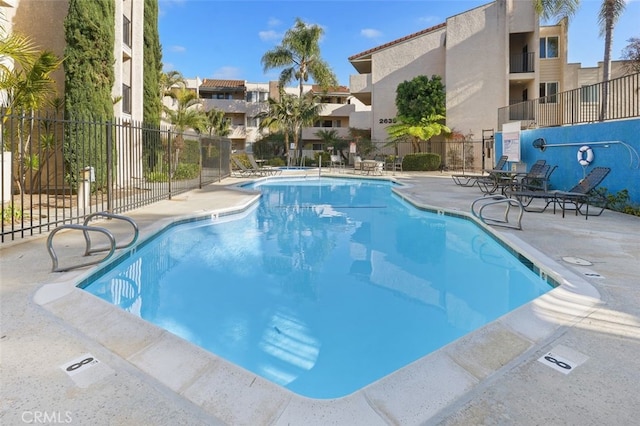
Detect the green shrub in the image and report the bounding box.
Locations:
[173,163,200,180]
[403,153,441,171]
[180,139,200,164]
[314,152,330,166]
[146,171,168,182]
[598,188,640,217]
[267,157,286,167]
[2,203,23,224]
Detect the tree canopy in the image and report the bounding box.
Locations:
[621,37,640,73]
[143,0,163,126]
[395,75,446,123]
[261,18,338,97]
[63,0,115,121]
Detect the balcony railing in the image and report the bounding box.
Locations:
[510,52,535,73]
[498,72,639,129]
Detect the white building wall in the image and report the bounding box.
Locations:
[369,27,447,142]
[445,2,508,140]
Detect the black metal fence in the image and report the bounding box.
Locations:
[1,111,231,243]
[499,72,640,130]
[370,139,488,172]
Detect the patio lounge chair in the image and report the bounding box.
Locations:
[330,154,345,170]
[247,153,281,176]
[451,155,508,187]
[506,166,610,219]
[231,156,266,177]
[477,159,547,195]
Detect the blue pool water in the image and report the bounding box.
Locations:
[81,177,552,399]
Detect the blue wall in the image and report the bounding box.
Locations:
[496,119,640,204]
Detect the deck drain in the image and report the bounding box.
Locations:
[538,345,588,375]
[60,353,114,388]
[562,256,593,266]
[582,269,605,279]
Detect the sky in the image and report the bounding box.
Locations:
[158,0,640,86]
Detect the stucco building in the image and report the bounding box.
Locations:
[193,78,370,155]
[4,0,144,122]
[347,0,629,163]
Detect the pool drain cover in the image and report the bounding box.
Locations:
[562,256,593,266]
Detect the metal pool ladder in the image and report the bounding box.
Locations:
[47,212,139,272]
[471,195,524,230]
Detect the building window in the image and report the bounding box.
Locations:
[123,15,131,48]
[540,36,558,59]
[580,85,599,103]
[247,116,259,127]
[322,120,332,127]
[312,143,323,151]
[122,84,131,114]
[539,82,558,104]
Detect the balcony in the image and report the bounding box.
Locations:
[302,126,350,140]
[349,74,372,105]
[228,125,247,139]
[319,103,356,116]
[510,52,534,74]
[201,99,248,113]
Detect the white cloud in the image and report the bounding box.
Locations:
[259,30,281,41]
[267,17,281,27]
[170,45,186,53]
[361,28,382,38]
[212,66,242,80]
[418,15,440,25]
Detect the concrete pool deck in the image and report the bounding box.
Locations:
[1,171,639,425]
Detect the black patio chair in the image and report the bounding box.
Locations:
[451,155,508,188]
[507,166,611,219]
[477,159,547,195]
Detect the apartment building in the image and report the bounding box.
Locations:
[349,0,544,149]
[6,0,144,122]
[196,79,369,154]
[348,0,632,157]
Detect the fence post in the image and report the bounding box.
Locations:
[199,135,203,189]
[106,120,113,213]
[167,129,172,200]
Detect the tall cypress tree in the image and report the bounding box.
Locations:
[143,0,162,126]
[63,0,115,121]
[63,0,115,187]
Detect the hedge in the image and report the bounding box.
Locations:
[402,153,441,171]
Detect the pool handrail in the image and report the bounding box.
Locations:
[46,212,139,272]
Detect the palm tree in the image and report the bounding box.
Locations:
[532,0,580,21]
[204,108,230,137]
[1,49,61,194]
[598,0,626,120]
[159,70,186,98]
[261,18,338,98]
[258,94,296,162]
[315,129,347,160]
[162,87,206,174]
[386,114,451,154]
[290,95,323,165]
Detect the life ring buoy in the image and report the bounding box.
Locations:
[577,145,594,166]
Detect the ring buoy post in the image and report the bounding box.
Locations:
[577,145,594,166]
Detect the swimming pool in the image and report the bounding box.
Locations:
[80,177,553,399]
